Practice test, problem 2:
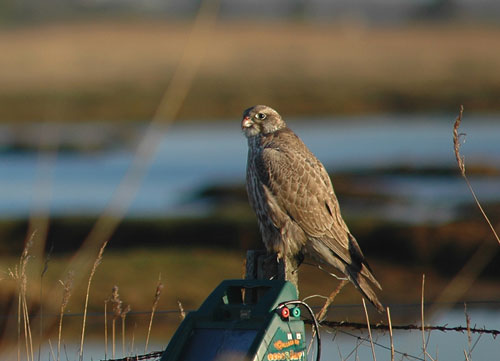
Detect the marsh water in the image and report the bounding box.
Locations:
[1,114,500,223]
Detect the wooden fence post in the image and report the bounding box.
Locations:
[245,250,299,295]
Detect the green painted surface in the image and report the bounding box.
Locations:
[161,279,306,361]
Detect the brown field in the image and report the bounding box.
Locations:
[1,243,498,337]
[1,20,500,121]
[1,208,499,357]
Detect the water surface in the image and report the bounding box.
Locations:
[1,115,499,222]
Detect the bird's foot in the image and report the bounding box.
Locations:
[290,253,304,275]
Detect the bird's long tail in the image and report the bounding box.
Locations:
[307,237,384,312]
[317,257,384,313]
[345,263,384,313]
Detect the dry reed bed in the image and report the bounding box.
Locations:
[1,21,500,120]
[1,22,499,90]
[1,240,495,361]
[1,238,171,361]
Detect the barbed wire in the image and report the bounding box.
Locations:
[306,319,499,361]
[335,329,427,361]
[102,351,163,361]
[98,318,500,361]
[314,319,500,337]
[3,299,500,320]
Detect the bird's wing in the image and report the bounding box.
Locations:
[256,132,354,263]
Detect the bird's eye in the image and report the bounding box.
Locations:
[255,113,267,120]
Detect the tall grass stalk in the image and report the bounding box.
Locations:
[453,105,500,245]
[362,298,377,361]
[308,280,347,354]
[145,276,163,353]
[427,107,500,316]
[110,285,123,359]
[316,280,347,322]
[47,339,56,361]
[9,233,35,361]
[387,307,395,361]
[421,274,427,361]
[38,245,52,361]
[121,305,131,357]
[60,0,220,302]
[420,275,436,361]
[79,240,108,361]
[57,272,73,361]
[130,322,137,356]
[104,300,108,361]
[22,287,34,361]
[464,349,472,361]
[17,276,21,361]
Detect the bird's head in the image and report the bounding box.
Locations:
[241,105,286,137]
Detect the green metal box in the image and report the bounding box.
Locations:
[160,279,306,361]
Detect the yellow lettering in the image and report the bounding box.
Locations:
[273,339,301,350]
[268,349,304,361]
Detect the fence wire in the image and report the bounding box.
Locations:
[316,319,500,337]
[101,318,500,361]
[104,351,163,361]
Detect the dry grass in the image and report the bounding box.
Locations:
[306,279,348,354]
[453,106,500,245]
[315,280,348,323]
[57,271,74,361]
[1,242,180,360]
[0,8,226,360]
[79,240,108,361]
[420,274,436,361]
[2,22,499,92]
[0,240,497,360]
[120,304,131,357]
[109,285,122,359]
[0,247,245,335]
[1,21,500,121]
[53,2,220,334]
[422,107,500,318]
[362,298,377,361]
[7,233,35,361]
[386,306,394,361]
[144,275,163,354]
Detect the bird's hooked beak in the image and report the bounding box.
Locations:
[242,116,253,129]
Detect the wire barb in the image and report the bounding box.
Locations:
[313,320,500,337]
[103,351,163,361]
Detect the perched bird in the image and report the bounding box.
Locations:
[242,105,383,312]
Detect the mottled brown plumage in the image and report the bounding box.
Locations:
[242,105,383,312]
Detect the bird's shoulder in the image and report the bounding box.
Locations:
[256,128,333,193]
[256,128,320,173]
[260,127,306,152]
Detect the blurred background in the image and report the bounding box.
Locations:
[1,0,500,359]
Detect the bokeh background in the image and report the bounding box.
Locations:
[1,1,500,359]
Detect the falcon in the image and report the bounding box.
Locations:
[242,105,383,312]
